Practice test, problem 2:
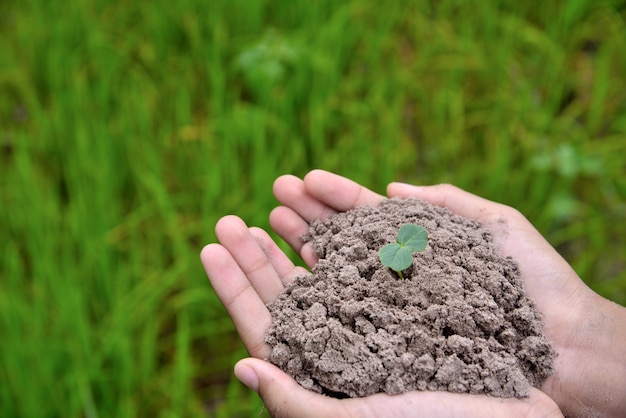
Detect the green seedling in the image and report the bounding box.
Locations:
[379,224,428,279]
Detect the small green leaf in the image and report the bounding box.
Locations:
[379,243,413,272]
[396,224,428,252]
[379,223,429,279]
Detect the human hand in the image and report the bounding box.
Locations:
[201,217,562,417]
[268,169,626,417]
[200,170,568,417]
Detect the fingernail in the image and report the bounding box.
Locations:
[389,182,424,193]
[234,363,259,392]
[390,182,417,188]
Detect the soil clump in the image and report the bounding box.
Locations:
[265,198,555,398]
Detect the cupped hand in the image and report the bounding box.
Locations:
[200,170,572,417]
[201,212,562,417]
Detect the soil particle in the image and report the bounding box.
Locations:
[265,197,555,398]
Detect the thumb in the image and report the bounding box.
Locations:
[234,358,343,418]
[387,182,506,223]
[233,358,564,417]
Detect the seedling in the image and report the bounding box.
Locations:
[379,224,428,279]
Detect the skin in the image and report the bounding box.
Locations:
[201,169,626,418]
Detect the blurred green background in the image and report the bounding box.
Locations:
[1,0,625,416]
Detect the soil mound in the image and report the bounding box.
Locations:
[265,198,555,398]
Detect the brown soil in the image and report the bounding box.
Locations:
[265,198,555,398]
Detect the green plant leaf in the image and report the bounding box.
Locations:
[396,224,428,252]
[379,243,413,272]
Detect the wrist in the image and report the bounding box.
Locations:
[545,291,626,417]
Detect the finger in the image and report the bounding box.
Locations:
[234,358,345,418]
[269,206,318,268]
[268,205,308,255]
[248,226,310,285]
[386,182,533,262]
[387,182,506,223]
[273,174,338,223]
[386,182,551,253]
[272,171,383,266]
[387,182,583,310]
[200,244,271,359]
[303,169,384,212]
[215,216,284,304]
[235,358,563,418]
[349,388,563,417]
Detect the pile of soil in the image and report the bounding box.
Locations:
[265,198,555,398]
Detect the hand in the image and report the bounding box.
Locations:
[201,170,625,417]
[201,214,561,417]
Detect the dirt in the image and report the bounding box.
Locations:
[265,197,555,398]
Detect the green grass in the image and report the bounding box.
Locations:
[1,0,625,416]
